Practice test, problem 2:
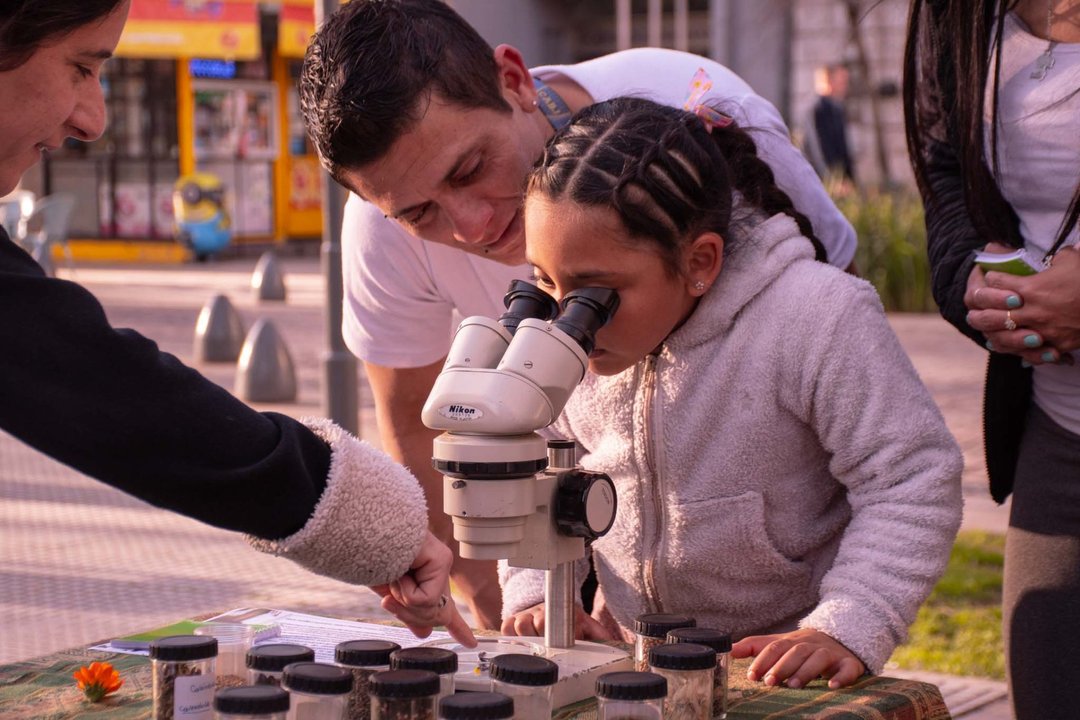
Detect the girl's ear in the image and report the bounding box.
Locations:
[686,231,724,296]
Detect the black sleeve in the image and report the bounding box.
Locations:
[910,7,985,347]
[0,230,330,539]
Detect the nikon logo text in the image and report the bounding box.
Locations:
[439,404,484,421]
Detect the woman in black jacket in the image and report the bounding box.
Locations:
[0,0,473,646]
[904,1,1079,715]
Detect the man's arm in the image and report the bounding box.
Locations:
[364,360,503,630]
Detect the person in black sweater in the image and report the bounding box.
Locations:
[904,1,1080,715]
[0,0,473,646]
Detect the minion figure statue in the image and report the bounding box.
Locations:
[173,172,232,261]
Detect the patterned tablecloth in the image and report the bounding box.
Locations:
[1,643,951,719]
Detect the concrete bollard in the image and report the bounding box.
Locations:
[251,250,287,302]
[194,293,246,363]
[235,318,297,403]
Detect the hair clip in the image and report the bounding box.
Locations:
[682,68,734,133]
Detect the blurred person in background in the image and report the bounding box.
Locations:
[0,0,474,647]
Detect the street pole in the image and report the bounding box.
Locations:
[315,0,359,435]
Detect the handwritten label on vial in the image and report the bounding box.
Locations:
[174,675,214,719]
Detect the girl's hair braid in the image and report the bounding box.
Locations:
[527,97,827,275]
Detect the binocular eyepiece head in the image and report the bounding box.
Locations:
[554,287,620,356]
[500,279,560,335]
[498,280,619,357]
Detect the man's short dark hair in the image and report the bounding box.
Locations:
[300,0,512,183]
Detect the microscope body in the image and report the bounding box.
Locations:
[420,282,631,707]
[422,311,617,571]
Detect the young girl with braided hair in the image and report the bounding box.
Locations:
[499,97,963,690]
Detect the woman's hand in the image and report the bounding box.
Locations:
[500,602,613,641]
[371,531,477,647]
[732,628,866,690]
[964,244,1080,364]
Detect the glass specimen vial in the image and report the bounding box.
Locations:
[335,639,400,720]
[488,654,558,720]
[369,669,440,720]
[195,624,256,690]
[632,613,696,672]
[281,662,353,720]
[595,671,667,720]
[647,643,716,720]
[389,647,458,703]
[437,691,514,720]
[247,644,316,688]
[150,634,218,720]
[214,685,290,719]
[665,627,732,718]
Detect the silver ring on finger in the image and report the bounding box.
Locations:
[438,594,448,609]
[1004,310,1017,332]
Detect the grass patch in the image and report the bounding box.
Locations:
[887,530,1005,679]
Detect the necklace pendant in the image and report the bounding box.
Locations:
[1030,45,1056,80]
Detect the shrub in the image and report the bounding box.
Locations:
[834,188,937,313]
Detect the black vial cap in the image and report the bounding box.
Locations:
[648,642,716,671]
[214,685,290,714]
[390,647,458,675]
[633,613,696,638]
[489,654,558,686]
[595,671,667,700]
[666,627,733,654]
[246,644,315,672]
[438,691,515,719]
[149,635,218,661]
[281,662,353,695]
[335,640,401,667]
[368,669,441,699]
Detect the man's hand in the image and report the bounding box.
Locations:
[372,532,476,647]
[732,627,865,690]
[500,602,613,641]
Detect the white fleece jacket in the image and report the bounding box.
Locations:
[248,417,428,586]
[501,214,963,674]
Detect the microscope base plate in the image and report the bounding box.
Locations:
[422,636,633,708]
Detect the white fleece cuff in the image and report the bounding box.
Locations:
[247,417,428,587]
[799,597,898,675]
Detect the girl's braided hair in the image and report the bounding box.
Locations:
[526,97,826,274]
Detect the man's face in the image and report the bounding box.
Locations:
[341,94,549,266]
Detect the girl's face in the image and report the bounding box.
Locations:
[524,195,702,376]
[0,1,131,195]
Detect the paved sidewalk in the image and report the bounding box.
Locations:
[0,257,1011,717]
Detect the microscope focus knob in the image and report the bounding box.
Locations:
[554,470,617,539]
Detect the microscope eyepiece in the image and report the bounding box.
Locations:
[499,279,559,335]
[553,287,620,356]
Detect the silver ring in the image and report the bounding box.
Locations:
[1004,310,1017,332]
[438,594,448,609]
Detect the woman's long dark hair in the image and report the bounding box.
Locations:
[526,97,826,275]
[0,0,126,71]
[903,0,1080,257]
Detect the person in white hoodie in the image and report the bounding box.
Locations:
[501,96,963,691]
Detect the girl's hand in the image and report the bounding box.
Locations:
[965,244,1080,365]
[500,602,613,641]
[371,531,477,647]
[732,628,866,690]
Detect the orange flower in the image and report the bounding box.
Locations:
[73,661,123,702]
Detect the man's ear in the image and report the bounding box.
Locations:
[493,44,538,112]
[686,231,724,296]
